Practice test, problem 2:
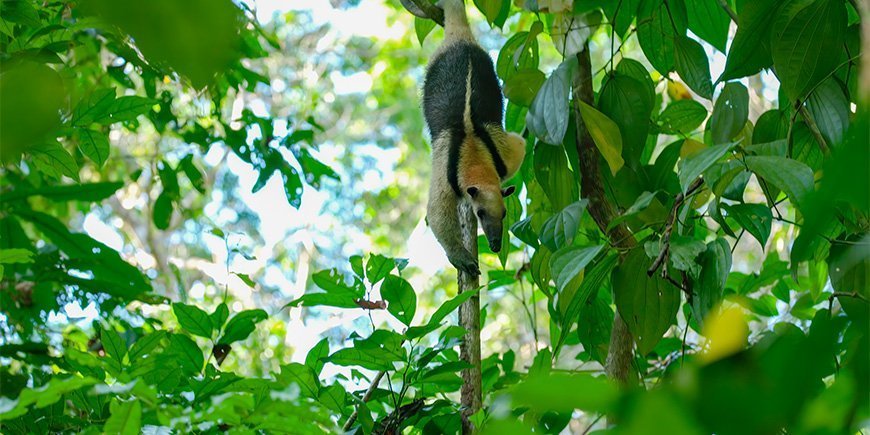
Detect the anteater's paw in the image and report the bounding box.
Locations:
[448,250,480,276]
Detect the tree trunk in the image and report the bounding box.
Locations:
[572,44,634,385]
[458,200,482,433]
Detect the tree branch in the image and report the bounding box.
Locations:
[572,45,634,386]
[342,370,387,431]
[458,201,482,434]
[796,105,831,155]
[648,178,704,278]
[400,0,445,26]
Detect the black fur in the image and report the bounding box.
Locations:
[424,42,507,196]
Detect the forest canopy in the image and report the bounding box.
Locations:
[0,0,867,434]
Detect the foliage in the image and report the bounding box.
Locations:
[0,0,867,433]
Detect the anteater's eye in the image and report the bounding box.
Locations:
[477,210,485,218]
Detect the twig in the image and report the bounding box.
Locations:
[342,370,387,431]
[648,178,705,278]
[717,0,739,23]
[831,291,869,303]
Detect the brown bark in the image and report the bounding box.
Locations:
[458,201,482,433]
[571,45,634,385]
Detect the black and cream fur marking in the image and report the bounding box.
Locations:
[423,0,525,276]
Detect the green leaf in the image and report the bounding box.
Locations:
[414,16,435,45]
[473,0,501,25]
[613,249,680,355]
[77,128,110,167]
[744,156,814,205]
[721,203,772,248]
[685,0,730,52]
[539,200,588,251]
[101,327,127,365]
[674,36,713,99]
[805,78,849,146]
[658,100,708,135]
[0,249,34,264]
[636,0,688,74]
[305,338,329,375]
[166,334,203,374]
[381,274,417,326]
[210,303,229,331]
[406,288,480,339]
[550,245,604,295]
[218,309,268,344]
[753,109,789,143]
[0,182,123,203]
[771,0,847,100]
[719,0,780,81]
[71,88,116,127]
[530,245,553,295]
[527,58,574,145]
[503,69,546,107]
[285,268,364,309]
[510,217,539,249]
[172,303,213,338]
[598,71,654,160]
[0,376,98,421]
[510,373,618,413]
[691,238,732,327]
[152,191,173,230]
[577,101,624,175]
[31,141,79,181]
[104,400,141,435]
[128,331,167,361]
[327,347,400,372]
[678,142,736,192]
[534,142,577,211]
[667,235,707,275]
[556,254,618,353]
[180,155,206,194]
[710,82,748,144]
[496,28,540,81]
[278,363,319,397]
[365,254,395,285]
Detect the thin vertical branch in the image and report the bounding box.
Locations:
[572,44,634,386]
[458,201,482,434]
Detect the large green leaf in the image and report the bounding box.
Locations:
[685,0,730,52]
[719,0,780,81]
[103,400,142,435]
[381,274,416,326]
[277,363,319,397]
[613,249,680,355]
[674,36,713,99]
[710,82,748,144]
[534,142,577,211]
[172,303,213,338]
[365,254,396,285]
[77,128,110,167]
[414,16,435,45]
[691,238,731,327]
[771,0,847,100]
[658,100,708,135]
[285,269,365,309]
[0,182,123,203]
[577,101,624,175]
[678,142,736,192]
[721,203,773,249]
[753,109,789,143]
[539,200,588,251]
[744,156,814,205]
[503,69,546,107]
[636,0,687,74]
[30,141,79,181]
[550,245,604,295]
[805,78,849,146]
[527,58,574,145]
[101,327,127,366]
[405,288,480,339]
[218,309,268,344]
[598,72,654,161]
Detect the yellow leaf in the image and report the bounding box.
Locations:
[668,81,692,101]
[577,101,624,175]
[700,305,748,363]
[680,138,707,158]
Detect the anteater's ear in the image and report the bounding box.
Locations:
[466,186,479,198]
[501,185,516,197]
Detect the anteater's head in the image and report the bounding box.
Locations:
[466,185,516,253]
